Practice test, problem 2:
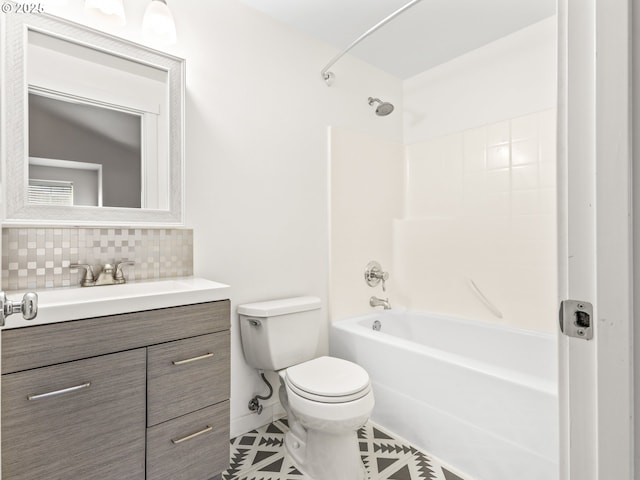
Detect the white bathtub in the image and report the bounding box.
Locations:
[329,309,558,480]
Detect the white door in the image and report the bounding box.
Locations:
[558,0,634,479]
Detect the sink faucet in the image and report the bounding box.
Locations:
[370,296,391,310]
[95,264,116,286]
[71,261,135,287]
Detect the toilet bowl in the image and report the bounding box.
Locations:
[279,356,375,480]
[237,297,375,480]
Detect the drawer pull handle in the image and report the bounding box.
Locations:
[172,352,214,365]
[171,425,213,444]
[27,382,91,401]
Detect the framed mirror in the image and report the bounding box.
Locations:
[2,11,184,224]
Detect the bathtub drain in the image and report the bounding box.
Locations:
[373,320,381,331]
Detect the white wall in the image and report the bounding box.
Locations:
[404,17,556,144]
[43,0,403,436]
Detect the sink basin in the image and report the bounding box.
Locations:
[3,277,230,329]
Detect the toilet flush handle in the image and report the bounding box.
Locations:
[246,318,262,327]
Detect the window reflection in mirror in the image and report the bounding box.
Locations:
[29,93,142,208]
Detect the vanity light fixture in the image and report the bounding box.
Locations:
[85,0,126,26]
[142,0,177,45]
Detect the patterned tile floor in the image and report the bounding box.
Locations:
[222,418,468,480]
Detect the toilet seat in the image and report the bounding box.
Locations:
[285,356,371,403]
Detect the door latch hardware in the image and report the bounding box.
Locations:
[0,291,38,326]
[559,299,593,340]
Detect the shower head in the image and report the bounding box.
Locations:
[368,97,394,116]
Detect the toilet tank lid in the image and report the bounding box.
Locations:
[237,296,321,317]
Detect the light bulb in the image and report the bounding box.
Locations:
[85,0,126,26]
[143,0,177,45]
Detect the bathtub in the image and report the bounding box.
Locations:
[329,309,558,480]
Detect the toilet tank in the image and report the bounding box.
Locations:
[238,296,322,371]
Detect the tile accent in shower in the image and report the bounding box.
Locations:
[222,418,471,480]
[1,227,193,290]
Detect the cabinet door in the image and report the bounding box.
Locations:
[2,349,146,480]
[146,401,230,480]
[147,332,230,426]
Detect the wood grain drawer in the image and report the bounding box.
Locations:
[147,331,230,426]
[2,300,230,374]
[2,349,146,480]
[146,401,230,480]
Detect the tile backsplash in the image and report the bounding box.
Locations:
[2,227,193,290]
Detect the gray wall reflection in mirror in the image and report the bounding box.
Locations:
[29,93,142,208]
[27,28,170,211]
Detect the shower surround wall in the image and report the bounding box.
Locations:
[398,17,557,332]
[397,109,556,331]
[1,227,193,290]
[330,17,557,333]
[330,128,404,320]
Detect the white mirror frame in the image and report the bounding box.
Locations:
[1,11,185,225]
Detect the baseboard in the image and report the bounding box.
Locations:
[230,401,286,438]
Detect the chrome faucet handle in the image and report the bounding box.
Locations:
[114,261,135,284]
[378,271,389,292]
[70,264,95,287]
[364,261,389,292]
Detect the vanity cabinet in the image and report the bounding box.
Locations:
[1,300,230,480]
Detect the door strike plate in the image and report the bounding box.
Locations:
[559,299,593,340]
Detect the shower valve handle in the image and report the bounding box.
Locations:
[376,271,389,292]
[364,261,389,292]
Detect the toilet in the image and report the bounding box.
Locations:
[238,296,374,480]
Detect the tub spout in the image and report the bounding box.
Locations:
[370,296,391,310]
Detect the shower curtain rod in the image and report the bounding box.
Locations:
[320,0,424,86]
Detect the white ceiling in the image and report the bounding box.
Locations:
[237,0,556,79]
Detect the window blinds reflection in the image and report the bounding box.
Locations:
[28,179,74,206]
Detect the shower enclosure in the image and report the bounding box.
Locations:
[328,5,559,479]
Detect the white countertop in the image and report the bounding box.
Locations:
[2,277,230,329]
